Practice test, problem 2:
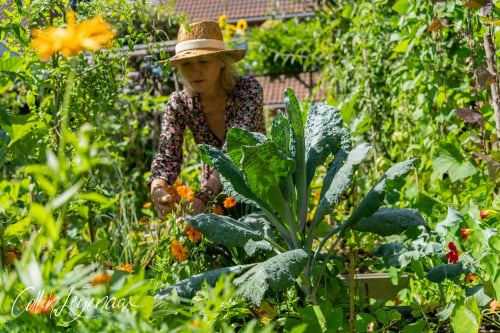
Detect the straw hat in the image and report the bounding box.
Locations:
[168,20,246,64]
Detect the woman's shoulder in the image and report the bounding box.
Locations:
[235,76,262,93]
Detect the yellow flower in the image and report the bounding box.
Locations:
[170,241,188,262]
[115,263,135,273]
[212,205,224,215]
[91,272,111,285]
[218,15,228,27]
[142,202,153,208]
[223,196,237,208]
[30,10,115,61]
[177,185,195,201]
[187,226,202,243]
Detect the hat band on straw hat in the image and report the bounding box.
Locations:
[175,39,226,53]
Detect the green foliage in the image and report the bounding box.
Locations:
[159,89,419,306]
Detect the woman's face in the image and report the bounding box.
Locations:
[177,55,225,94]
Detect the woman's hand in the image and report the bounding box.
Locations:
[151,179,176,220]
[183,197,206,215]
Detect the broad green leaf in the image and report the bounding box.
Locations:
[234,249,309,305]
[437,302,455,320]
[352,208,427,236]
[425,264,466,283]
[450,297,481,333]
[129,295,154,320]
[240,212,276,255]
[345,158,417,230]
[488,235,500,252]
[8,120,36,147]
[284,89,307,225]
[304,102,351,186]
[402,320,426,333]
[354,313,375,332]
[312,143,371,227]
[198,144,265,208]
[466,284,492,307]
[226,127,267,169]
[392,0,411,14]
[155,265,246,300]
[319,149,348,200]
[432,143,477,182]
[3,217,31,241]
[435,206,462,235]
[241,141,295,222]
[185,213,265,248]
[393,39,409,53]
[271,112,291,157]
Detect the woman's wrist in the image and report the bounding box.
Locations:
[195,186,216,205]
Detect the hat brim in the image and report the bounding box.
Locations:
[159,48,246,64]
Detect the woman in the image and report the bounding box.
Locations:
[149,20,265,219]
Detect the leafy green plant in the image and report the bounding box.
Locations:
[155,89,423,306]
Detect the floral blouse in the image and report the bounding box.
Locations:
[150,76,265,189]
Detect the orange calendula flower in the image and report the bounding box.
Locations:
[30,10,115,61]
[460,226,473,240]
[91,272,111,285]
[170,241,188,262]
[445,242,462,264]
[139,216,149,225]
[223,196,237,208]
[142,202,153,209]
[187,226,202,243]
[490,299,500,313]
[115,263,135,273]
[177,185,195,201]
[28,295,57,315]
[212,205,224,215]
[480,210,496,219]
[465,272,477,283]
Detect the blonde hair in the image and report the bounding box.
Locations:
[175,53,239,96]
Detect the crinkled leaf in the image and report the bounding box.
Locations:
[345,159,417,230]
[226,127,267,169]
[284,89,307,223]
[240,212,276,255]
[435,206,462,235]
[313,143,371,226]
[411,238,441,256]
[425,264,466,283]
[185,213,264,248]
[198,144,267,209]
[304,102,351,186]
[271,112,291,157]
[372,243,406,257]
[241,141,295,221]
[352,208,427,236]
[155,265,246,300]
[234,249,309,305]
